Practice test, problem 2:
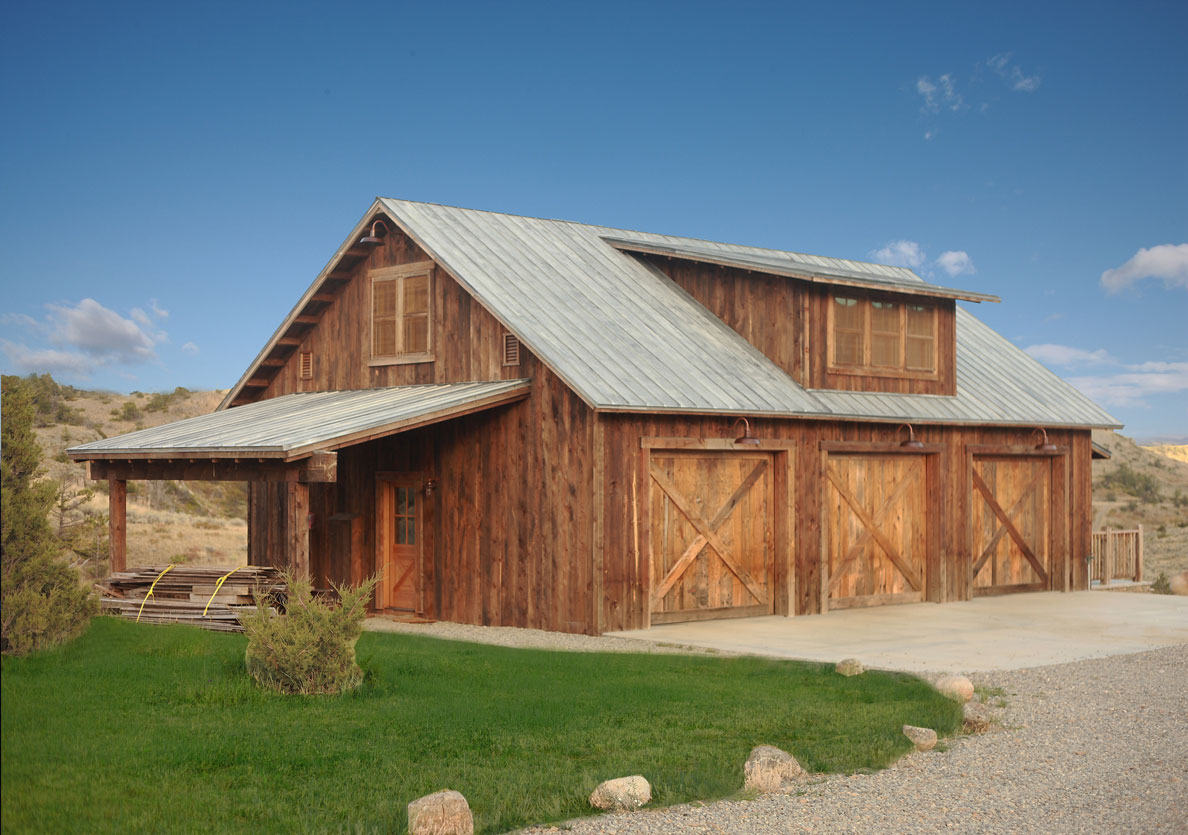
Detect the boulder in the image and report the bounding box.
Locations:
[902,724,938,751]
[835,658,864,676]
[935,674,974,703]
[589,776,652,811]
[743,745,805,792]
[407,789,473,835]
[1170,571,1188,596]
[962,701,992,734]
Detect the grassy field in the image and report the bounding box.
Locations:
[2,618,961,834]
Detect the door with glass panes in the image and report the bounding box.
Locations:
[377,474,422,611]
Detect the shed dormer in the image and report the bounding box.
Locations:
[606,236,997,397]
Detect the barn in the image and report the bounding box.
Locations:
[69,199,1120,634]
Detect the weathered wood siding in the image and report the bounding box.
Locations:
[597,415,1093,632]
[262,227,521,398]
[249,350,597,633]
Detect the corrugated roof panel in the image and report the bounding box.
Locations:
[68,380,531,459]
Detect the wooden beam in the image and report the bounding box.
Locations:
[109,479,127,573]
[276,337,302,347]
[244,378,271,388]
[86,453,337,483]
[260,358,286,367]
[310,293,337,303]
[292,315,318,324]
[287,482,310,580]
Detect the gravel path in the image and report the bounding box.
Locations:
[518,644,1188,834]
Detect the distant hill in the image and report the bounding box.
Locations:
[1092,430,1188,580]
[1144,444,1188,465]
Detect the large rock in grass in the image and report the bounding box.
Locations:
[903,725,938,751]
[744,745,805,792]
[1170,571,1188,596]
[408,789,473,835]
[935,674,974,703]
[835,658,864,676]
[589,776,652,811]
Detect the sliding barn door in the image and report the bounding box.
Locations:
[971,456,1052,595]
[823,453,928,609]
[648,451,774,624]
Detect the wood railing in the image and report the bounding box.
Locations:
[1090,526,1143,585]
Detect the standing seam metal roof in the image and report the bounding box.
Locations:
[377,199,1118,428]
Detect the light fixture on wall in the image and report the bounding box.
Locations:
[733,417,761,446]
[424,478,438,497]
[1033,428,1058,453]
[897,423,924,449]
[357,219,390,247]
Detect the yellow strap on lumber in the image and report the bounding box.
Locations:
[202,568,243,618]
[135,565,175,623]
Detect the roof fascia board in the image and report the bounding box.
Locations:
[376,198,600,412]
[604,237,1000,304]
[218,200,388,411]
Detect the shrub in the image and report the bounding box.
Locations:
[238,572,377,695]
[1,376,97,655]
[1101,464,1160,504]
[1150,573,1171,595]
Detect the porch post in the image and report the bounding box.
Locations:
[109,479,127,573]
[286,482,310,580]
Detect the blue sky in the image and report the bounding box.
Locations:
[2,0,1185,440]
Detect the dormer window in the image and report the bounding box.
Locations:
[829,295,936,377]
[369,262,434,365]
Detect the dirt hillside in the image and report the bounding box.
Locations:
[1092,430,1188,580]
[1143,444,1188,465]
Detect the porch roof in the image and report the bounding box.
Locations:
[67,380,531,463]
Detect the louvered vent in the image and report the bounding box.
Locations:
[300,351,313,379]
[502,333,520,367]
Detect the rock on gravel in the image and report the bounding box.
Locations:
[589,776,652,811]
[744,745,805,792]
[934,674,975,703]
[902,724,938,751]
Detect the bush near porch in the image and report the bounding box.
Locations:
[2,617,960,833]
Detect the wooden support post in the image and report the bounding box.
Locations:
[109,479,127,573]
[287,482,310,580]
[1135,525,1143,583]
[1102,527,1113,586]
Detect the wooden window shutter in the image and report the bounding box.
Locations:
[299,351,313,379]
[502,333,520,367]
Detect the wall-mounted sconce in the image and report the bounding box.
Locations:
[424,478,439,497]
[357,219,390,247]
[897,423,924,449]
[733,417,761,446]
[1033,428,1058,453]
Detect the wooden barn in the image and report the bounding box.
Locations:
[70,199,1120,634]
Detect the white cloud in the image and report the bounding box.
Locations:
[871,240,925,268]
[150,299,169,318]
[44,298,166,363]
[917,73,962,113]
[924,130,935,141]
[1025,344,1114,367]
[0,340,96,377]
[987,53,1041,92]
[1099,243,1188,293]
[182,341,200,355]
[1068,363,1188,408]
[936,250,976,277]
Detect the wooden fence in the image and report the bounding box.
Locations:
[1090,526,1143,585]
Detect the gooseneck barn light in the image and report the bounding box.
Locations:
[733,417,761,446]
[897,423,924,449]
[358,219,390,246]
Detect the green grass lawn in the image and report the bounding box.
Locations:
[2,617,960,833]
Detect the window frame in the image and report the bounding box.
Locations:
[826,292,939,380]
[368,261,435,367]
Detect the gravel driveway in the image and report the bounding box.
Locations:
[516,644,1187,834]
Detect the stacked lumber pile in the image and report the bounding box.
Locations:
[98,565,286,632]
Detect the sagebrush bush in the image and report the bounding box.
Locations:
[238,572,376,694]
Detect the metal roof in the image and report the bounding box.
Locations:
[601,236,1000,303]
[69,380,530,461]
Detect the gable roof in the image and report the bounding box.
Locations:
[221,198,1119,429]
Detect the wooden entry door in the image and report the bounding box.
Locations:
[648,451,773,624]
[377,475,422,612]
[823,454,927,609]
[971,456,1052,595]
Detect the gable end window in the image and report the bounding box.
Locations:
[828,295,937,377]
[369,262,434,365]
